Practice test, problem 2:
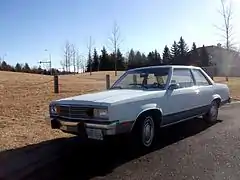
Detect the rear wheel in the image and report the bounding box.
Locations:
[203,100,219,124]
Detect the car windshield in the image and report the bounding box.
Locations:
[111,67,170,90]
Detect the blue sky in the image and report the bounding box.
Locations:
[0,0,239,69]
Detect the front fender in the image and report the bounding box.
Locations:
[130,104,163,131]
[136,103,163,119]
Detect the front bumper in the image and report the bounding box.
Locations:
[228,96,232,103]
[45,116,133,140]
[220,96,231,106]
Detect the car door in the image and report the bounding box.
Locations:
[162,68,199,126]
[191,69,214,113]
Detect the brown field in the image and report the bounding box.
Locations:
[214,77,240,100]
[0,71,239,151]
[0,71,123,151]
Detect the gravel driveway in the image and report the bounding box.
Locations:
[25,103,240,180]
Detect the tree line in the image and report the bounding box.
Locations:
[0,61,74,75]
[0,36,211,75]
[86,36,211,72]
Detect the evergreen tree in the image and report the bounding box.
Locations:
[192,42,197,50]
[141,53,148,67]
[170,41,179,62]
[147,52,154,66]
[162,45,171,65]
[127,49,136,69]
[176,36,189,65]
[200,45,210,67]
[99,46,110,70]
[189,42,200,66]
[15,63,22,72]
[23,63,31,73]
[0,61,8,70]
[178,36,189,56]
[86,52,92,72]
[92,48,99,71]
[135,51,143,67]
[109,53,115,70]
[116,48,125,70]
[149,49,162,65]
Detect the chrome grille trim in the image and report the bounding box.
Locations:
[58,105,91,119]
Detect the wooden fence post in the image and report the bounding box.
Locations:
[106,74,110,89]
[226,76,229,81]
[54,75,59,93]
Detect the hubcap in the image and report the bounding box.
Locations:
[210,102,218,119]
[142,116,154,147]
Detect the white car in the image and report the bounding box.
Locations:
[46,65,231,149]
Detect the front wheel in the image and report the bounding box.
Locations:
[203,100,219,124]
[132,114,157,150]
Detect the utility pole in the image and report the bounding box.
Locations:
[1,53,7,62]
[39,49,52,75]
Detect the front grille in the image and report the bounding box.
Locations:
[58,106,93,119]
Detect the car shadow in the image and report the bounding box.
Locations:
[0,118,223,180]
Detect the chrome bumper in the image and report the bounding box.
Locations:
[228,97,232,103]
[220,96,232,107]
[45,116,133,137]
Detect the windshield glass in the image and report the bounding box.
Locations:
[111,67,170,90]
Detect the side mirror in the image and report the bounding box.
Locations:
[168,83,180,90]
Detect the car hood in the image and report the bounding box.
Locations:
[55,89,164,106]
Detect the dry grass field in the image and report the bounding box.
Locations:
[214,77,240,100]
[0,71,123,151]
[0,71,239,151]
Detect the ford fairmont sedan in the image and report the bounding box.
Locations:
[46,65,231,149]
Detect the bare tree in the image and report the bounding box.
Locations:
[109,21,122,76]
[215,0,236,50]
[63,41,72,72]
[60,60,66,71]
[214,0,238,81]
[81,55,87,73]
[71,44,77,74]
[87,36,94,75]
[76,50,80,73]
[76,50,84,73]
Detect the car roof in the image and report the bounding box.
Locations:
[128,65,201,72]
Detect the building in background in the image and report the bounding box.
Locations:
[198,44,240,77]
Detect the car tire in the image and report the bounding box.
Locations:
[132,113,157,150]
[203,100,219,124]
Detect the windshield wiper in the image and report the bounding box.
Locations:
[110,86,123,89]
[150,83,165,89]
[128,83,148,89]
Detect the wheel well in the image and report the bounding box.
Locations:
[132,109,162,131]
[213,98,221,107]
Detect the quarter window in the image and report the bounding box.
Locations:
[192,69,210,86]
[171,69,194,88]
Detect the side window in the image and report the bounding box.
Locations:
[171,69,194,88]
[192,69,210,86]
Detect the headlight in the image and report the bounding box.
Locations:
[50,105,58,114]
[93,108,108,119]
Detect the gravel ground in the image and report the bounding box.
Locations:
[24,103,240,180]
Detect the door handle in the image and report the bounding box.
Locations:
[195,89,200,94]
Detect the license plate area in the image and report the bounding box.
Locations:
[86,128,103,140]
